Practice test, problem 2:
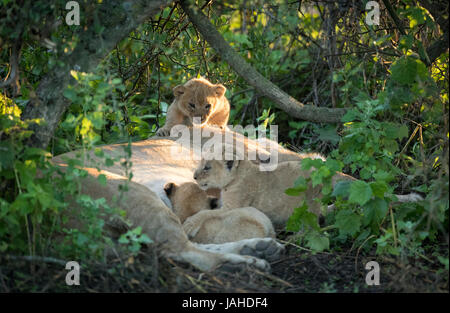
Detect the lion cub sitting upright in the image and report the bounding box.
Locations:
[156,77,230,136]
[164,182,275,244]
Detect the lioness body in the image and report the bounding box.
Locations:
[52,126,296,271]
[156,78,230,136]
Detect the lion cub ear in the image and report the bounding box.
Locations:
[173,85,185,97]
[214,84,226,97]
[164,182,177,196]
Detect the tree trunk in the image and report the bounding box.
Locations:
[22,0,172,149]
[180,1,347,124]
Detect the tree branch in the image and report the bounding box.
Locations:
[0,29,22,89]
[22,0,172,149]
[180,0,346,124]
[383,0,448,65]
[426,30,449,64]
[416,0,448,31]
[381,0,406,36]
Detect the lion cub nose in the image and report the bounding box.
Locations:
[193,173,198,180]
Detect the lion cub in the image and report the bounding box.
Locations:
[164,182,275,244]
[156,77,230,136]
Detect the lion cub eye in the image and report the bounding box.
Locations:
[204,164,211,171]
[189,103,196,109]
[205,103,211,110]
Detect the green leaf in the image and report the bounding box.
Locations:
[285,176,308,196]
[63,88,77,102]
[397,125,409,140]
[98,174,107,186]
[369,181,388,198]
[311,166,331,187]
[398,34,414,51]
[285,188,302,196]
[94,148,104,157]
[348,181,373,205]
[373,170,394,183]
[286,203,320,232]
[325,158,342,173]
[131,226,142,235]
[408,7,426,28]
[332,180,352,198]
[315,126,340,145]
[139,234,153,244]
[304,231,329,252]
[334,209,361,237]
[363,198,388,227]
[105,158,114,167]
[0,141,15,169]
[301,158,324,171]
[293,176,308,189]
[118,235,129,244]
[390,57,429,85]
[89,111,104,130]
[342,109,358,122]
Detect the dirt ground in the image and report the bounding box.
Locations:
[1,239,447,293]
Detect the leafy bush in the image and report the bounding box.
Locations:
[0,0,448,268]
[285,42,448,260]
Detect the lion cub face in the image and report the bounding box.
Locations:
[164,182,218,223]
[174,77,226,124]
[193,159,240,190]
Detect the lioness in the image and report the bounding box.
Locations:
[156,77,230,137]
[164,182,275,244]
[193,148,423,228]
[52,126,299,271]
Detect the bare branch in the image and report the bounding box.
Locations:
[21,0,172,149]
[381,0,407,36]
[426,31,449,64]
[180,0,347,124]
[0,34,22,89]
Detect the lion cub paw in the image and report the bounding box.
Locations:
[182,216,202,239]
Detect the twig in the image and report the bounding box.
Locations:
[0,35,22,89]
[354,235,375,273]
[396,124,420,166]
[2,255,68,266]
[0,268,10,292]
[381,0,406,36]
[389,205,398,248]
[252,268,294,288]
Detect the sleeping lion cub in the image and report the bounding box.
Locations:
[156,77,230,136]
[164,182,275,244]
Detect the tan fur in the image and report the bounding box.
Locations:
[194,148,422,229]
[156,77,230,136]
[51,126,297,272]
[164,182,215,223]
[194,156,330,228]
[183,207,275,244]
[164,182,275,244]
